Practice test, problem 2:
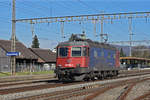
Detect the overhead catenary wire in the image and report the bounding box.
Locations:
[16,2,49,17]
[77,0,100,13]
[0,1,11,5]
[58,1,84,14]
[0,1,43,18]
[1,0,149,47]
[0,1,62,39]
[0,1,43,24]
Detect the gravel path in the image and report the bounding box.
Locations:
[89,76,150,100]
[126,79,150,100]
[66,93,92,100]
[93,85,128,100]
[0,82,47,90]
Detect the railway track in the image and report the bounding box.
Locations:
[0,70,150,100]
[134,91,150,100]
[0,69,150,100]
[0,69,149,88]
[84,77,150,100]
[12,73,150,100]
[0,74,56,89]
[0,69,149,94]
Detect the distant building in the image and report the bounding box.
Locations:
[0,39,38,72]
[120,57,150,69]
[52,48,56,53]
[29,48,56,70]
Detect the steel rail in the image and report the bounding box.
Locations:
[13,73,150,100]
[134,91,150,100]
[84,78,150,100]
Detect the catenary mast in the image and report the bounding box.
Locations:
[11,0,16,75]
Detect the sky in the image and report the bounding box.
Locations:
[0,0,150,49]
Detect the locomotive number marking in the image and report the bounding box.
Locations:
[65,64,73,67]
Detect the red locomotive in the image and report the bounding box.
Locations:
[55,35,120,81]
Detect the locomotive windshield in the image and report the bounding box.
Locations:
[58,47,68,57]
[57,46,89,57]
[72,47,88,57]
[72,47,81,57]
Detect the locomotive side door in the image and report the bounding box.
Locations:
[82,47,89,67]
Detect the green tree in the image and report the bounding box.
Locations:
[31,35,40,48]
[120,48,126,57]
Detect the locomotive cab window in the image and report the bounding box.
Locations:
[58,47,68,57]
[72,47,81,57]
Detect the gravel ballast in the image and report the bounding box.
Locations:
[0,74,150,100]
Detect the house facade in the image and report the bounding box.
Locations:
[0,39,56,72]
[0,47,10,72]
[0,40,38,72]
[29,48,56,70]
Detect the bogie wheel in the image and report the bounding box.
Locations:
[90,72,96,81]
[58,75,63,82]
[100,72,104,79]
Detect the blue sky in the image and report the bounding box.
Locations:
[0,0,150,49]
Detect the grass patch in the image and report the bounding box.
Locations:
[0,70,54,77]
[0,72,11,77]
[32,70,54,75]
[16,72,31,75]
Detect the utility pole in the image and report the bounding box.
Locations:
[30,21,35,47]
[93,20,97,37]
[11,0,16,75]
[61,21,65,40]
[100,16,104,42]
[128,17,133,57]
[31,22,35,39]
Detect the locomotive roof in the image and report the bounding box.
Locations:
[58,40,116,50]
[88,42,116,50]
[58,41,89,47]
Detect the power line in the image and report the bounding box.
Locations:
[58,1,83,14]
[0,1,11,5]
[77,0,100,13]
[0,1,44,22]
[16,2,48,17]
[15,23,60,38]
